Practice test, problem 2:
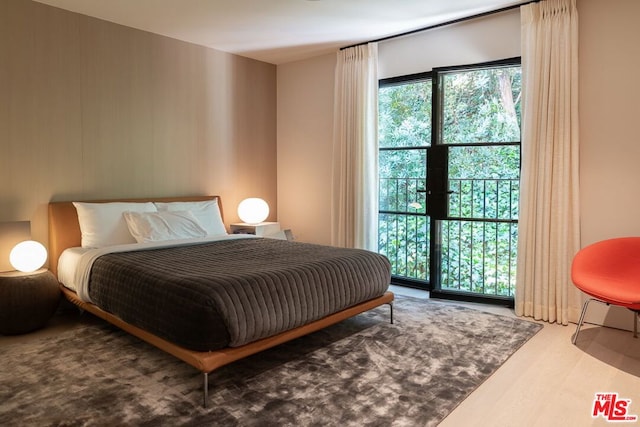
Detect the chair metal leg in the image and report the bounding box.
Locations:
[573,298,597,345]
[574,299,640,344]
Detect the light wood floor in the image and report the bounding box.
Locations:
[3,287,639,426]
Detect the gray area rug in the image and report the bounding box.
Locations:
[0,296,542,426]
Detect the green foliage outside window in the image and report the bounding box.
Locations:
[379,80,432,149]
[442,67,521,144]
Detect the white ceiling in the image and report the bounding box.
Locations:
[34,0,524,64]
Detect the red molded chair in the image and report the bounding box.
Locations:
[571,237,640,344]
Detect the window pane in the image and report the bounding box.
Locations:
[441,220,517,296]
[378,213,430,281]
[448,145,520,220]
[379,80,432,148]
[442,66,521,144]
[379,149,426,213]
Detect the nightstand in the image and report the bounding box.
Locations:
[0,269,61,335]
[230,222,281,236]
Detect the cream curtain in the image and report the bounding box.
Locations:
[331,43,379,250]
[515,0,581,325]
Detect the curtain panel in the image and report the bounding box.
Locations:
[331,43,379,250]
[516,0,581,325]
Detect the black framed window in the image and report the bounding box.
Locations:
[378,58,521,305]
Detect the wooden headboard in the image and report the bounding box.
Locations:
[47,196,221,277]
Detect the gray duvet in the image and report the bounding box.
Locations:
[88,238,391,351]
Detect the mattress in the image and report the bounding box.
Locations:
[60,237,391,351]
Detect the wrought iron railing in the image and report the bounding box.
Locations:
[378,177,429,280]
[378,177,518,297]
[378,212,430,280]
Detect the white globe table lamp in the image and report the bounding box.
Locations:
[9,240,47,273]
[237,198,269,224]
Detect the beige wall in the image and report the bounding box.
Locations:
[379,9,520,79]
[277,53,336,244]
[576,0,640,329]
[579,0,640,244]
[0,0,277,256]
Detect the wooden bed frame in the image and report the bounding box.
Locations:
[48,196,394,406]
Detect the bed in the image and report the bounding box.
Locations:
[48,195,394,406]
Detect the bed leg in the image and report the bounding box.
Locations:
[387,302,394,325]
[203,372,209,408]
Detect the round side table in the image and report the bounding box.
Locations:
[0,269,61,335]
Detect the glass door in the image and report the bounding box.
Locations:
[378,74,432,287]
[429,144,520,304]
[378,59,521,305]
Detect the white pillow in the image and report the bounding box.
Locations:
[73,202,157,248]
[123,210,207,243]
[154,199,227,236]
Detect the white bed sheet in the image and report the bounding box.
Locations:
[57,234,257,303]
